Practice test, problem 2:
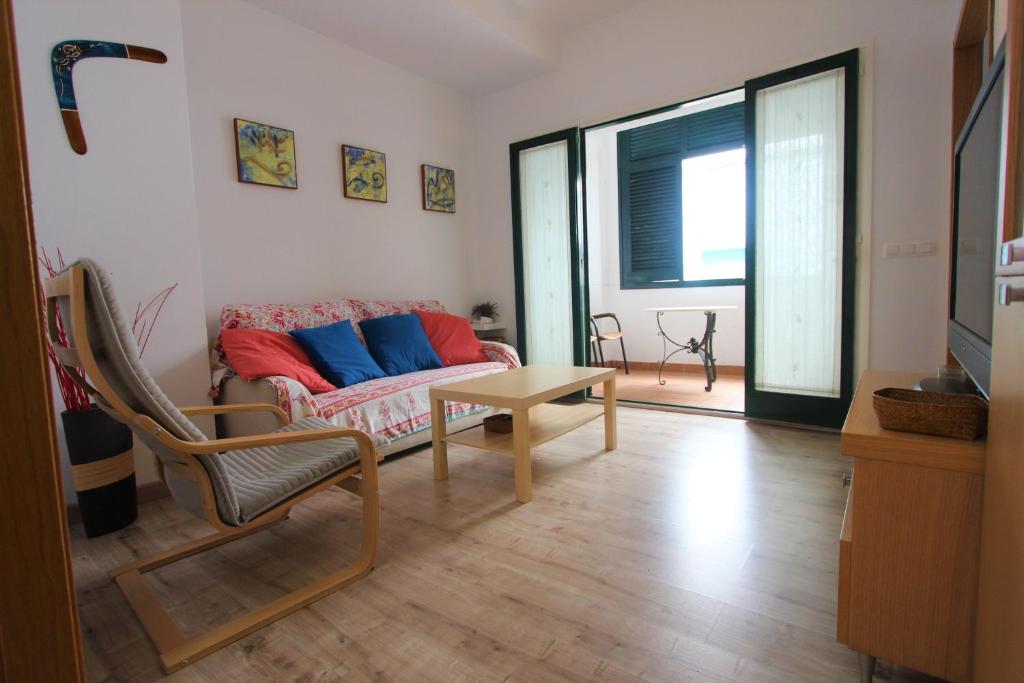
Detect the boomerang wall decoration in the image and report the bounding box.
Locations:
[51,40,167,154]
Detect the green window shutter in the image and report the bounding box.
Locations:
[618,125,683,287]
[683,102,744,156]
[617,100,744,289]
[625,165,682,283]
[628,118,684,161]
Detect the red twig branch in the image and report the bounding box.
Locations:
[133,283,177,357]
[38,248,90,412]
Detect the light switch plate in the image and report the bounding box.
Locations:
[884,241,938,258]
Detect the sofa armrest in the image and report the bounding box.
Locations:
[217,375,321,437]
[480,340,521,369]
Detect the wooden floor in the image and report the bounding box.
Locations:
[593,367,745,412]
[72,407,939,682]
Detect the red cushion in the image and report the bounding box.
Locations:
[220,328,336,393]
[413,310,489,366]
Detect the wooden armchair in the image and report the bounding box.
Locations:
[43,259,379,673]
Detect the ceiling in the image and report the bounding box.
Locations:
[240,0,639,95]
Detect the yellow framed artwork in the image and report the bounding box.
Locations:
[422,164,455,213]
[234,118,297,189]
[341,144,387,202]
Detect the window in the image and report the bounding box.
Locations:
[617,98,746,288]
[681,148,745,282]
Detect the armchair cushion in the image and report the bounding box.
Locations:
[359,314,442,376]
[219,416,379,524]
[290,320,386,387]
[220,328,335,394]
[62,259,385,529]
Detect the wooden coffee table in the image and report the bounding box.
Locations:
[429,365,617,503]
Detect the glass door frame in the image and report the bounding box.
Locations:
[743,48,860,428]
[578,91,750,412]
[510,128,590,368]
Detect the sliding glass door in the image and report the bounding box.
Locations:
[510,129,587,366]
[744,50,859,427]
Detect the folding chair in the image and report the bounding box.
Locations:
[590,312,630,374]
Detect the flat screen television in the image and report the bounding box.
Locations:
[949,48,1005,399]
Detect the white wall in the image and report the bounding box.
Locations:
[180,0,480,338]
[470,0,961,374]
[586,120,745,368]
[14,0,213,496]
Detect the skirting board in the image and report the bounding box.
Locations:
[596,360,745,376]
[65,480,169,526]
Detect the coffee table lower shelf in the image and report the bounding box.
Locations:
[444,403,604,454]
[430,365,617,503]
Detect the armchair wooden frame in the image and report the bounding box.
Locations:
[43,265,380,673]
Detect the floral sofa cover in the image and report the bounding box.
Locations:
[211,299,520,451]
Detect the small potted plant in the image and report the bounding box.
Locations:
[471,301,499,324]
[40,249,177,537]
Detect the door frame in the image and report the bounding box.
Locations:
[520,51,867,422]
[743,48,860,428]
[578,89,749,409]
[510,128,589,368]
[0,0,86,679]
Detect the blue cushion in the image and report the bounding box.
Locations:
[289,320,385,387]
[359,314,442,376]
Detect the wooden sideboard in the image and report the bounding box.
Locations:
[838,370,986,683]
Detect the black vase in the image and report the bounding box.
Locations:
[62,405,136,538]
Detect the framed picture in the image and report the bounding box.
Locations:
[234,118,297,189]
[421,164,455,213]
[341,144,387,202]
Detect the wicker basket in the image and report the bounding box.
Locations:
[872,388,988,440]
[482,413,513,434]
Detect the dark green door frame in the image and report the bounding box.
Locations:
[743,48,859,428]
[509,128,589,370]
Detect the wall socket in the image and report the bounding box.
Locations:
[883,241,938,258]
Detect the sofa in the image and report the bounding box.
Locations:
[210,298,520,456]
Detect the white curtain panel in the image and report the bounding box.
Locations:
[754,67,845,397]
[519,141,574,365]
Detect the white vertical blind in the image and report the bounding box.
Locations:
[754,67,845,397]
[519,140,574,365]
